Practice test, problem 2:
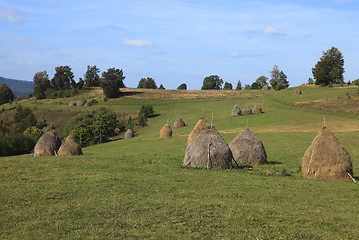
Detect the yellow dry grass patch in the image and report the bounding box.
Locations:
[220,120,359,134]
[120,88,255,100]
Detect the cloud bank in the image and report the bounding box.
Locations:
[123,39,155,47]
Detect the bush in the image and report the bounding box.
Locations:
[66,108,121,147]
[139,105,154,118]
[177,83,187,90]
[328,82,333,88]
[0,132,37,157]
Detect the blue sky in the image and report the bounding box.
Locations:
[1,0,359,89]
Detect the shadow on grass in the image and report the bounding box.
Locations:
[120,91,144,97]
[267,161,282,165]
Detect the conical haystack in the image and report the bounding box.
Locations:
[229,128,267,164]
[183,129,233,169]
[187,117,214,145]
[58,135,82,156]
[242,106,252,115]
[262,85,269,90]
[76,100,84,106]
[125,129,134,139]
[253,104,262,114]
[294,89,302,95]
[34,131,62,157]
[160,124,172,138]
[174,118,186,128]
[231,106,241,116]
[69,101,76,107]
[302,127,353,181]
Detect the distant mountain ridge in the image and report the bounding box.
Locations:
[0,77,34,98]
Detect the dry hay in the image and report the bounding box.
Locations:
[34,131,62,157]
[174,118,186,128]
[160,124,172,138]
[183,129,233,169]
[231,106,241,116]
[294,89,302,95]
[229,128,267,164]
[242,106,252,115]
[76,100,84,106]
[187,117,214,145]
[302,127,353,182]
[69,101,76,107]
[58,135,82,156]
[253,104,262,114]
[125,129,134,139]
[262,85,269,90]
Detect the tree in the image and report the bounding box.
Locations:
[101,68,125,98]
[137,77,157,89]
[177,83,187,90]
[251,82,260,89]
[236,80,242,90]
[13,106,37,132]
[201,75,223,90]
[270,65,289,90]
[33,71,51,99]
[51,66,74,90]
[312,47,344,86]
[307,78,314,85]
[255,76,268,88]
[77,78,85,89]
[159,84,165,89]
[0,83,14,105]
[84,65,101,87]
[223,82,233,90]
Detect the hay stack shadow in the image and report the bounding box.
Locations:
[302,127,354,182]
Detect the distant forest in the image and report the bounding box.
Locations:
[0,77,33,98]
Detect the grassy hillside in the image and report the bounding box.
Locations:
[1,85,359,239]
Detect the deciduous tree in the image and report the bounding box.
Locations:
[33,71,51,99]
[51,66,74,90]
[223,82,233,90]
[0,83,14,105]
[201,75,223,90]
[101,68,125,98]
[84,65,101,87]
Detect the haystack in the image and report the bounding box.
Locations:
[84,101,92,107]
[294,89,302,95]
[302,127,353,181]
[253,104,262,114]
[231,106,241,116]
[183,129,233,169]
[125,129,134,139]
[242,106,252,115]
[76,100,84,106]
[58,135,82,156]
[262,85,269,90]
[69,101,76,107]
[187,117,214,145]
[34,131,62,157]
[160,124,172,138]
[229,128,267,164]
[174,118,186,128]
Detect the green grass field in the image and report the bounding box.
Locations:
[1,85,359,239]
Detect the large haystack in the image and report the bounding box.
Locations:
[34,131,62,157]
[125,129,134,139]
[58,135,82,156]
[294,89,302,95]
[253,104,262,114]
[262,85,269,90]
[76,100,84,106]
[231,106,241,116]
[242,106,252,115]
[69,101,76,107]
[183,129,233,169]
[187,117,214,145]
[302,127,353,181]
[174,118,186,128]
[160,124,172,138]
[229,128,267,164]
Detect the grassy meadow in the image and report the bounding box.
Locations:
[1,85,359,239]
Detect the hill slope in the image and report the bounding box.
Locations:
[0,77,33,98]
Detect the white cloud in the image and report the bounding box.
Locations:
[123,39,155,47]
[264,26,286,35]
[0,8,23,23]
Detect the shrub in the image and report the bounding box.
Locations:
[0,132,37,157]
[328,82,333,88]
[139,105,154,118]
